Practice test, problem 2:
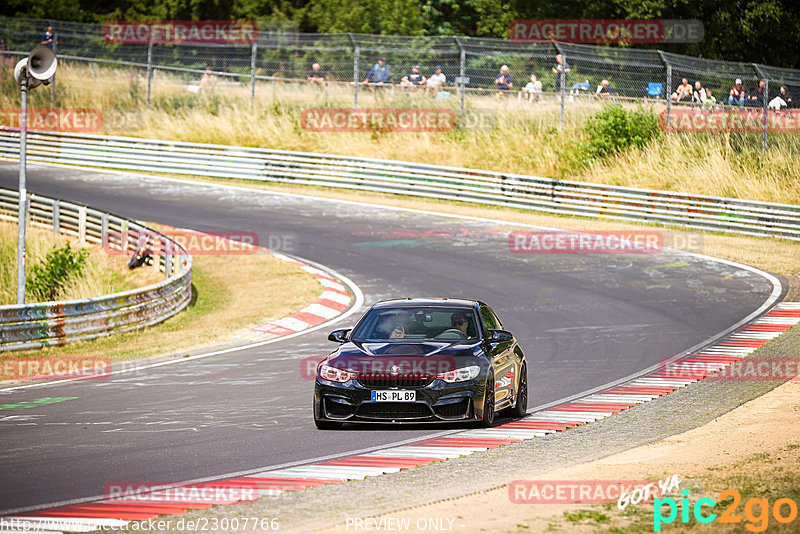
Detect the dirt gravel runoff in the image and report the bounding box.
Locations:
[323,379,800,534]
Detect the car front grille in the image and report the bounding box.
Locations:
[356,374,434,389]
[357,402,432,420]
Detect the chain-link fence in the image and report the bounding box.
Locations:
[1,16,799,148]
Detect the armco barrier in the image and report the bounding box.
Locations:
[1,131,799,240]
[0,187,192,352]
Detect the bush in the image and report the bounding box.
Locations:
[28,242,89,302]
[581,104,662,158]
[556,104,662,177]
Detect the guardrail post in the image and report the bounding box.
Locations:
[250,42,257,111]
[101,212,108,249]
[52,199,59,235]
[658,51,672,132]
[348,33,359,108]
[145,39,153,111]
[753,64,769,150]
[78,206,87,243]
[152,237,161,274]
[121,219,129,253]
[165,240,173,278]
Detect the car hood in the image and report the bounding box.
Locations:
[326,341,484,375]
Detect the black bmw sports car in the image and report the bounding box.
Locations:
[313,298,528,429]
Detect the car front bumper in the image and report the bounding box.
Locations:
[314,376,489,424]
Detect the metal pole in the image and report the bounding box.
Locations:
[348,34,360,108]
[50,33,57,107]
[17,79,29,304]
[763,77,769,150]
[658,51,672,132]
[146,39,153,110]
[753,64,769,150]
[250,42,257,110]
[455,37,466,121]
[553,43,565,129]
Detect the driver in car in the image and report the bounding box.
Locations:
[450,312,470,336]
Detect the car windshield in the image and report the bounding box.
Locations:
[350,307,480,341]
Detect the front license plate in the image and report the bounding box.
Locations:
[370,390,416,402]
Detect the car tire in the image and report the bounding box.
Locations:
[508,363,528,418]
[314,418,342,430]
[480,370,496,427]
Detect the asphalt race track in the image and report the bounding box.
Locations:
[0,162,777,513]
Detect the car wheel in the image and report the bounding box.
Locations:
[481,370,496,427]
[314,418,342,430]
[509,363,528,418]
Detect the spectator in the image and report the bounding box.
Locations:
[552,53,570,97]
[400,65,426,91]
[728,78,746,107]
[425,65,446,96]
[692,81,707,104]
[595,79,616,97]
[199,67,217,91]
[671,78,693,102]
[521,73,542,101]
[768,85,792,110]
[307,63,326,85]
[41,25,54,49]
[362,57,390,86]
[781,85,793,108]
[747,80,765,107]
[495,65,513,94]
[701,89,717,108]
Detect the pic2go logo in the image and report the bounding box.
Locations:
[654,489,799,532]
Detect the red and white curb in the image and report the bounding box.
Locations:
[5,302,798,532]
[234,252,353,341]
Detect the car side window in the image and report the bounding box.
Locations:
[480,305,498,332]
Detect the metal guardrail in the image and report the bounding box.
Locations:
[1,131,799,241]
[0,186,192,351]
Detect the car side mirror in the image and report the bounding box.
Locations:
[328,329,350,343]
[488,329,513,342]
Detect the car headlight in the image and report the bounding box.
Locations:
[319,363,356,383]
[436,365,480,383]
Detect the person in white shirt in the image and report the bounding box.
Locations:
[692,81,707,104]
[426,65,446,96]
[521,73,543,101]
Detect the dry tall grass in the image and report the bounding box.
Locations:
[0,221,161,305]
[3,62,799,205]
